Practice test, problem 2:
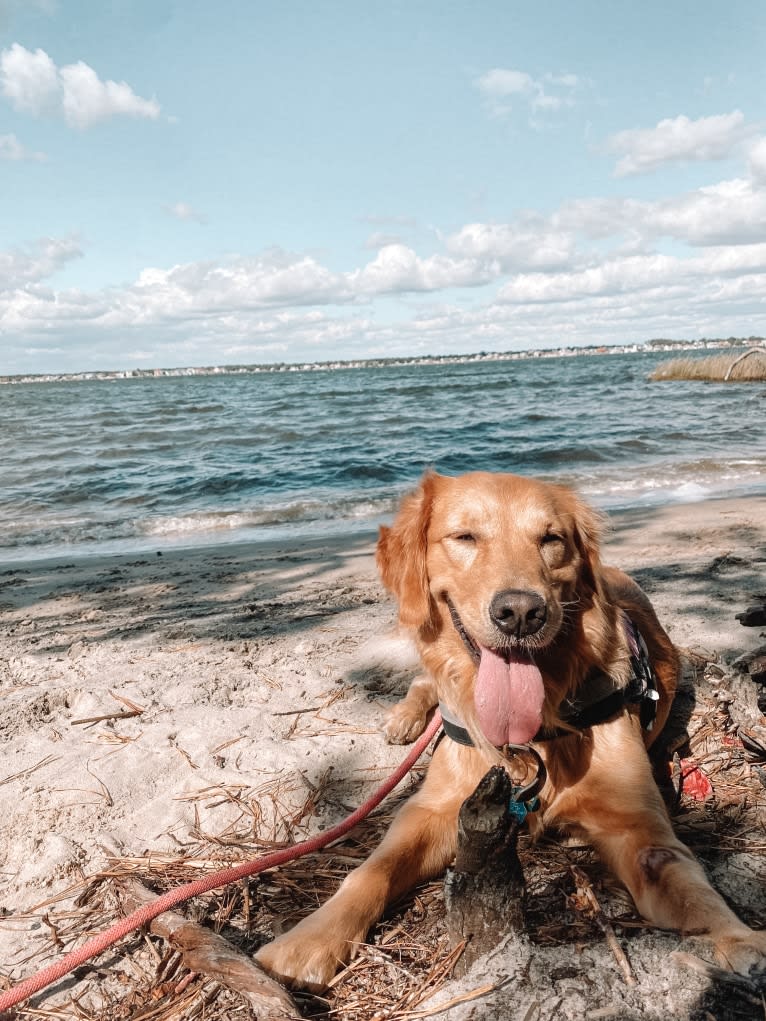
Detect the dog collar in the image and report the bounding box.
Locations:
[438,701,476,747]
[438,616,660,746]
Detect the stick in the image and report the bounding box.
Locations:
[118,878,300,1019]
[444,767,526,976]
[571,866,636,986]
[71,710,142,726]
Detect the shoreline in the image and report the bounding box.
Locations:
[1,492,764,1015]
[3,485,766,574]
[1,493,763,658]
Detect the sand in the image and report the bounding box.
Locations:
[0,494,764,1019]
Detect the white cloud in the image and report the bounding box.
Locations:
[497,253,675,303]
[554,175,766,249]
[445,221,575,271]
[4,226,766,364]
[607,111,757,177]
[164,202,207,224]
[349,243,490,294]
[496,245,766,305]
[0,43,160,129]
[0,242,493,353]
[121,244,491,322]
[476,68,534,99]
[0,131,46,161]
[748,136,766,183]
[475,66,579,118]
[0,236,81,291]
[649,179,766,246]
[0,43,58,115]
[59,60,159,129]
[128,251,350,318]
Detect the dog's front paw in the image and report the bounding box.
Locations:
[714,928,766,978]
[255,918,356,991]
[382,700,427,744]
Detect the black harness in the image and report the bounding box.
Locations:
[439,611,660,748]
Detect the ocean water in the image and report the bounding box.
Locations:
[1,351,764,561]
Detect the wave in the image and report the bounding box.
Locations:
[2,351,764,560]
[572,457,766,508]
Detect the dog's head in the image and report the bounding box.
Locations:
[377,471,613,748]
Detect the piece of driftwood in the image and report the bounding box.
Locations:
[444,766,526,976]
[118,878,300,1019]
[724,347,766,381]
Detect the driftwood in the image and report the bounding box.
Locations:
[118,878,300,1019]
[444,766,526,976]
[724,346,766,381]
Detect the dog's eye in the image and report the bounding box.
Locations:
[541,533,564,546]
[452,532,476,543]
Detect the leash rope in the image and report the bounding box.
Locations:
[0,711,443,1014]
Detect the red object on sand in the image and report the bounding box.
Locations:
[679,759,714,801]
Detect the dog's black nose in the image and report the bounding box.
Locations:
[489,589,547,638]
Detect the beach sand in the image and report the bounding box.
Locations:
[1,494,764,1019]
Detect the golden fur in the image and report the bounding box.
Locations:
[257,471,766,989]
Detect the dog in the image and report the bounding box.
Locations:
[257,471,766,989]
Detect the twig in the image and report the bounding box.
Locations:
[571,866,636,986]
[271,706,322,716]
[0,754,60,787]
[399,979,505,1018]
[71,710,142,727]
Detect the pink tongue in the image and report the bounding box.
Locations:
[474,646,544,745]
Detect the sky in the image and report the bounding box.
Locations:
[1,1,766,375]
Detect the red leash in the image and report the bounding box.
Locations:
[0,712,442,1013]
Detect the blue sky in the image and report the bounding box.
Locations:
[2,0,766,374]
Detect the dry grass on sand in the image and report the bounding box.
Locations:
[1,495,765,1020]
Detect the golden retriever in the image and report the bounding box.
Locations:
[257,471,766,989]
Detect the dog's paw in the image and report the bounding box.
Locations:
[714,928,766,978]
[255,926,352,992]
[382,701,427,744]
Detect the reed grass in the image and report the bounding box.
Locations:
[649,348,766,382]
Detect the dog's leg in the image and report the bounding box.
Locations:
[255,739,484,990]
[559,723,766,978]
[382,673,439,744]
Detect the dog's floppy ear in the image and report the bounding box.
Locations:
[377,473,436,630]
[570,495,606,597]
